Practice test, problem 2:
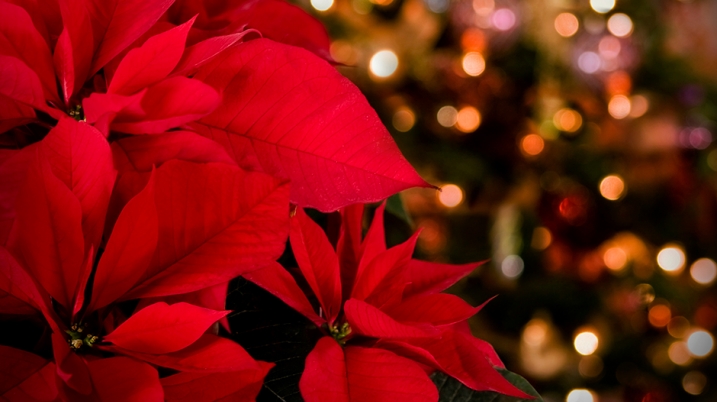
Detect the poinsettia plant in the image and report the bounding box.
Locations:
[0,0,541,401]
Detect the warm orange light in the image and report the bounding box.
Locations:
[462,52,486,77]
[531,227,552,250]
[668,341,692,365]
[438,184,463,207]
[330,41,358,65]
[649,304,672,328]
[606,71,632,95]
[608,95,631,119]
[667,316,690,339]
[683,371,707,396]
[603,247,627,270]
[629,95,649,118]
[520,134,545,156]
[554,13,579,37]
[574,331,599,355]
[690,258,717,285]
[456,106,481,133]
[461,28,486,52]
[437,106,458,127]
[522,318,549,346]
[607,13,633,37]
[472,0,494,15]
[657,245,686,274]
[599,175,626,200]
[392,107,415,132]
[553,108,582,132]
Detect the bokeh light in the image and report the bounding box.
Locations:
[686,329,714,357]
[369,50,399,78]
[574,331,599,355]
[690,258,717,285]
[501,255,524,278]
[491,8,516,31]
[667,316,690,338]
[520,134,545,156]
[523,318,548,346]
[461,28,486,52]
[657,245,686,274]
[599,36,621,59]
[668,341,692,365]
[392,107,415,132]
[472,0,494,16]
[599,175,626,200]
[608,95,631,119]
[555,13,579,37]
[603,246,627,270]
[330,41,358,65]
[590,0,615,14]
[607,13,633,37]
[554,108,583,132]
[456,106,481,132]
[310,0,334,11]
[566,388,596,402]
[683,371,707,395]
[462,52,486,76]
[578,52,601,74]
[437,106,458,127]
[531,227,552,250]
[648,304,671,328]
[629,94,649,117]
[438,184,463,207]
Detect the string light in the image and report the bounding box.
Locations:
[531,227,552,250]
[603,247,627,270]
[668,341,692,365]
[657,245,686,274]
[456,106,481,132]
[310,0,334,11]
[608,95,631,119]
[686,329,714,358]
[607,13,633,37]
[491,9,516,31]
[437,106,458,127]
[599,175,626,200]
[648,304,671,328]
[598,36,621,59]
[520,134,545,156]
[553,108,582,132]
[566,389,596,402]
[690,258,717,285]
[589,0,615,14]
[578,52,601,74]
[472,0,494,16]
[683,371,707,395]
[554,13,579,37]
[501,255,524,278]
[629,94,649,117]
[667,316,690,338]
[523,318,548,346]
[438,184,463,207]
[462,52,486,76]
[369,50,399,78]
[574,330,599,355]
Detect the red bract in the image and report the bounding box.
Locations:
[0,0,429,212]
[245,204,532,401]
[0,118,285,400]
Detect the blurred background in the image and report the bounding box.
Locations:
[296,0,717,401]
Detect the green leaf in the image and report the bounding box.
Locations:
[431,369,543,402]
[385,193,413,226]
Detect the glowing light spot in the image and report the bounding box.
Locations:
[501,255,524,278]
[566,389,595,402]
[669,341,692,365]
[603,247,627,270]
[437,106,458,127]
[683,371,707,395]
[311,0,334,11]
[330,41,358,65]
[461,29,486,52]
[553,108,583,132]
[690,258,717,285]
[686,329,714,357]
[608,95,631,119]
[688,127,712,149]
[520,134,545,156]
[606,71,631,95]
[456,106,481,133]
[648,304,671,328]
[369,50,398,78]
[599,175,626,201]
[523,318,548,346]
[578,52,601,73]
[426,0,450,13]
[438,184,463,207]
[472,0,494,15]
[657,245,686,274]
[667,316,690,338]
[598,36,621,59]
[607,13,633,37]
[634,284,655,304]
[392,108,415,132]
[574,331,599,355]
[555,13,579,37]
[629,94,649,117]
[462,52,486,76]
[590,0,615,14]
[370,0,393,5]
[491,8,516,31]
[531,227,552,250]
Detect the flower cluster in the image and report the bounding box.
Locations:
[0,0,529,400]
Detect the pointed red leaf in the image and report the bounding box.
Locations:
[122,160,289,299]
[0,346,57,402]
[344,298,437,339]
[351,231,419,302]
[40,117,115,252]
[88,173,157,312]
[243,262,324,327]
[172,30,253,77]
[403,260,483,297]
[384,293,487,327]
[104,302,228,354]
[87,0,175,74]
[0,94,36,133]
[410,330,531,397]
[193,38,430,211]
[111,76,220,134]
[82,90,144,135]
[357,201,387,274]
[299,337,438,402]
[0,2,58,104]
[108,333,261,373]
[51,331,92,395]
[0,55,46,110]
[88,357,163,402]
[153,281,231,332]
[53,0,93,103]
[290,208,342,323]
[161,363,273,402]
[8,150,84,310]
[337,203,364,295]
[0,246,57,318]
[0,145,37,245]
[109,17,195,96]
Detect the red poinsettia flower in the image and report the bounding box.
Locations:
[1,0,429,213]
[246,204,533,401]
[0,118,287,400]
